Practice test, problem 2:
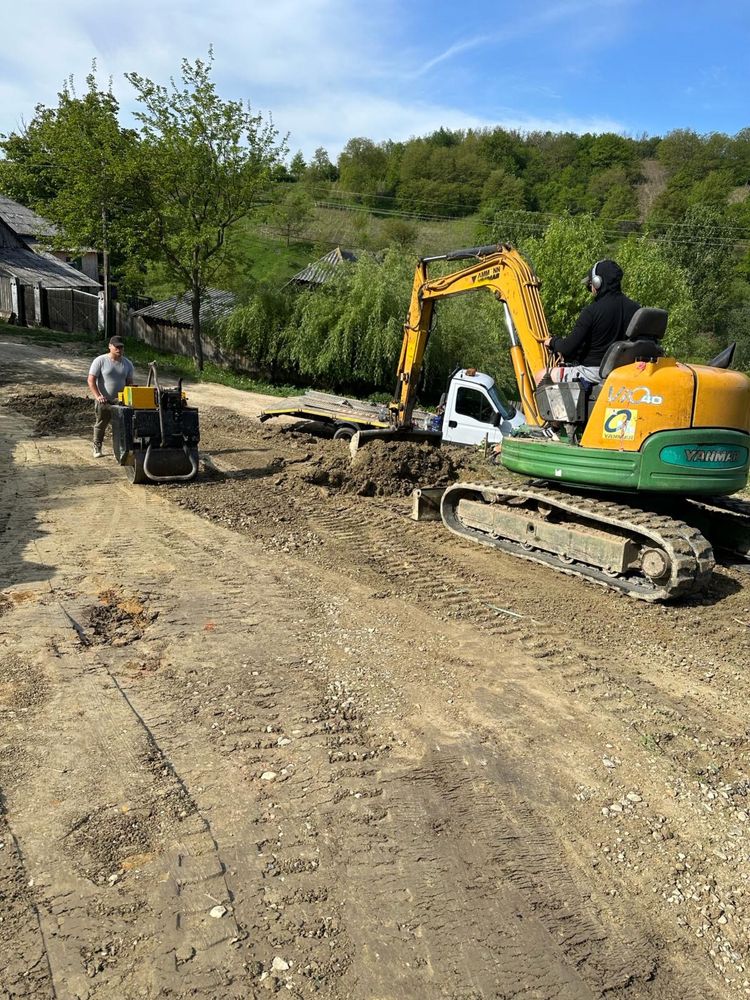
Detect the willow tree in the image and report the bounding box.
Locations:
[127,53,285,369]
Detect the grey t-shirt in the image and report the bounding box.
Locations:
[89,354,135,402]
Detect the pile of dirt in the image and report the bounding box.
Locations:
[302,439,465,497]
[83,589,157,647]
[4,389,92,437]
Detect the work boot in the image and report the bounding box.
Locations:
[92,444,103,458]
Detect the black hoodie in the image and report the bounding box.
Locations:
[548,260,640,367]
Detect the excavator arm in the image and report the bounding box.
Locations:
[391,244,552,428]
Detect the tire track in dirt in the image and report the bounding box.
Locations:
[0,401,738,998]
[304,500,750,768]
[0,429,258,995]
[181,432,735,997]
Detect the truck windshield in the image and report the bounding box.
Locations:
[488,384,515,419]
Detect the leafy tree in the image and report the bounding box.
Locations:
[289,150,306,180]
[305,146,339,184]
[270,186,315,246]
[0,70,145,300]
[338,137,389,206]
[615,236,697,357]
[523,215,607,335]
[126,52,285,369]
[283,248,408,389]
[656,203,737,335]
[379,217,419,249]
[216,282,293,379]
[478,168,527,228]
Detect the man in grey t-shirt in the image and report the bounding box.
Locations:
[87,336,135,457]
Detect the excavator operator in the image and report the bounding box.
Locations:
[542,259,640,384]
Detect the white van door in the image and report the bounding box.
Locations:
[442,384,504,445]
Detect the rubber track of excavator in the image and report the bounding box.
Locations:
[441,481,715,602]
[680,496,750,561]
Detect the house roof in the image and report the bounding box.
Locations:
[132,288,236,327]
[0,195,58,243]
[287,246,358,287]
[0,248,100,289]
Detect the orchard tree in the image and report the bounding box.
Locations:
[270,185,314,246]
[126,52,286,369]
[289,150,306,180]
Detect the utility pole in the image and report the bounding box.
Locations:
[101,205,109,341]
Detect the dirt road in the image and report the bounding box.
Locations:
[2,338,750,999]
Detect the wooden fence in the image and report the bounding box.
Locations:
[0,275,100,333]
[113,302,261,375]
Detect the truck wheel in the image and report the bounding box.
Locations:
[125,452,147,485]
[333,424,358,441]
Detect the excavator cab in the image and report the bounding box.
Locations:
[534,307,668,439]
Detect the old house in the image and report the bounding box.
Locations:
[127,289,236,360]
[0,196,101,331]
[285,247,358,288]
[0,195,99,281]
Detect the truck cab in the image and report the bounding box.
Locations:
[440,368,526,446]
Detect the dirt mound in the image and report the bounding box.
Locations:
[303,439,463,497]
[4,389,92,436]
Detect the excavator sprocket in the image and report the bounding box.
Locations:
[440,481,715,602]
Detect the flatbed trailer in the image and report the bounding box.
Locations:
[260,390,432,441]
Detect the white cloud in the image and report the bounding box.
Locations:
[0,0,638,160]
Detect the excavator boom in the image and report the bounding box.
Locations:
[392,244,551,428]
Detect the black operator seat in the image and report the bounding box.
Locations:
[599,307,668,380]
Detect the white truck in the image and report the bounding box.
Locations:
[259,367,525,447]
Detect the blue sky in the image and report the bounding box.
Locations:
[1,0,748,161]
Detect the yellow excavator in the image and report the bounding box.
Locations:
[364,244,750,601]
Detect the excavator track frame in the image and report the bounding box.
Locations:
[440,481,715,602]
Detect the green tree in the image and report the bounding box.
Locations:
[289,150,306,180]
[216,282,293,378]
[337,137,389,206]
[615,236,698,357]
[523,215,607,335]
[656,203,737,335]
[479,168,527,214]
[0,70,145,302]
[126,52,286,369]
[379,217,419,249]
[270,186,315,246]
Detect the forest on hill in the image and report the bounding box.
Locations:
[1,59,749,397]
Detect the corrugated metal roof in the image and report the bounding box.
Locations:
[0,248,100,289]
[132,288,236,326]
[287,247,358,287]
[0,195,58,241]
